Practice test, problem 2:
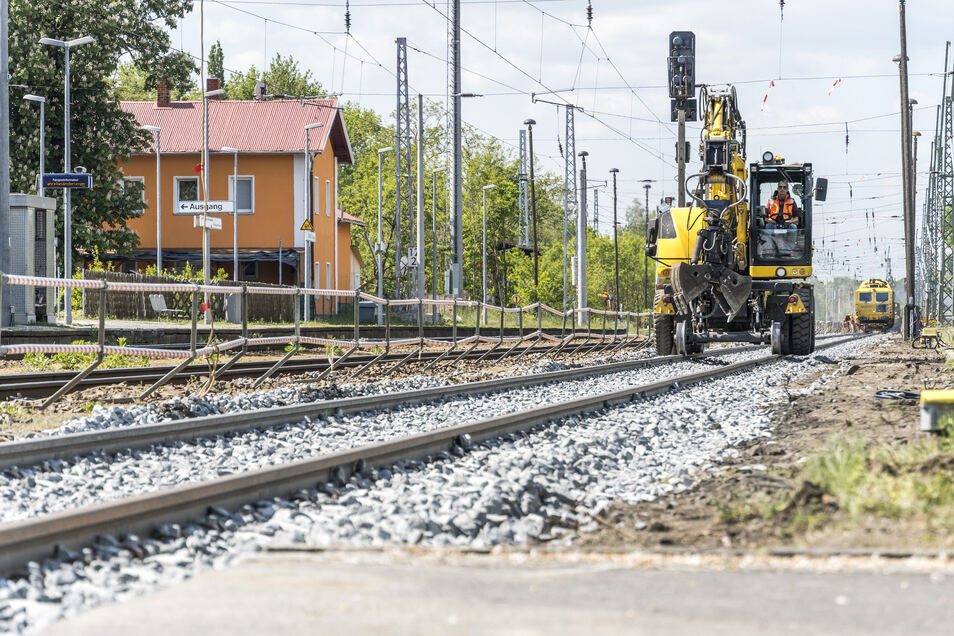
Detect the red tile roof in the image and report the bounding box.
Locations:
[338,208,366,226]
[121,99,353,163]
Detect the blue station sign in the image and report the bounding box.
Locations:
[42,173,93,189]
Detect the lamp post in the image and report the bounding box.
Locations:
[142,125,161,272]
[376,146,394,325]
[39,34,94,325]
[221,146,239,281]
[524,118,538,288]
[610,168,620,310]
[304,122,324,321]
[482,183,496,322]
[201,87,225,323]
[431,168,446,323]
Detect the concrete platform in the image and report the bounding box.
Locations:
[41,550,954,635]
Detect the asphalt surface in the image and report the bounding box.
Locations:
[41,551,954,636]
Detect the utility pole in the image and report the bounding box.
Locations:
[395,37,413,300]
[610,168,620,310]
[677,110,686,207]
[643,181,652,310]
[431,168,444,322]
[0,0,9,327]
[518,128,528,247]
[525,119,538,288]
[449,0,463,298]
[416,93,425,299]
[563,106,577,310]
[896,0,915,339]
[577,151,588,322]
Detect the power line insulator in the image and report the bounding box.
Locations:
[586,1,593,27]
[345,0,351,34]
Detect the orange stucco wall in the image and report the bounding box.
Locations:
[119,150,354,299]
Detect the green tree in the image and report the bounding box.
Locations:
[228,54,325,99]
[209,41,225,88]
[10,0,195,269]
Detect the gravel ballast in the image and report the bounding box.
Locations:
[1,348,759,524]
[0,336,875,633]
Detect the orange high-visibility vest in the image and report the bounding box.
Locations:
[767,196,796,223]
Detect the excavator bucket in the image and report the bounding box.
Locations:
[672,261,752,319]
[715,269,752,318]
[671,262,707,304]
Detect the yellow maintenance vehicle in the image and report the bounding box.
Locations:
[854,279,896,332]
[646,84,828,356]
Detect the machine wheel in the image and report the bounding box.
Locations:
[674,319,705,356]
[789,287,815,355]
[655,314,675,356]
[771,320,788,355]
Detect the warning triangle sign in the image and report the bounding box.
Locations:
[300,219,314,232]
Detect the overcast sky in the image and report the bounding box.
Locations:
[172,0,954,282]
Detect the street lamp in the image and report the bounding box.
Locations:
[577,151,589,322]
[524,118,538,288]
[221,146,240,280]
[40,34,95,325]
[199,87,226,323]
[304,122,324,321]
[376,146,394,325]
[482,184,496,322]
[609,168,620,311]
[142,125,161,272]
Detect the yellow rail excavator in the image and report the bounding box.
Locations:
[646,80,828,356]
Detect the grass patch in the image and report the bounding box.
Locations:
[782,434,954,530]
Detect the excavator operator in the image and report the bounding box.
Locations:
[765,181,800,228]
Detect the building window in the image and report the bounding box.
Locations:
[121,176,146,217]
[174,176,199,213]
[326,262,332,298]
[228,176,254,215]
[325,179,331,216]
[242,261,259,280]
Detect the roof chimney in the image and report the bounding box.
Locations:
[156,79,170,108]
[206,78,222,99]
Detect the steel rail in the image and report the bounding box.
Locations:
[0,338,647,400]
[0,345,762,472]
[0,336,859,573]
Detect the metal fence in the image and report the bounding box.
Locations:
[0,273,649,409]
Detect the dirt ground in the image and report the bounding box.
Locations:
[576,335,954,552]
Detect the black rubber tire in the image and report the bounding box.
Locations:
[789,287,815,355]
[655,314,675,356]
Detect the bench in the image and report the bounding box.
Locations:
[149,294,187,322]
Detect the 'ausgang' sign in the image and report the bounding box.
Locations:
[176,201,234,214]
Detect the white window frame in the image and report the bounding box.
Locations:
[174,176,200,214]
[121,176,146,217]
[228,175,255,215]
[325,179,331,217]
[326,262,332,299]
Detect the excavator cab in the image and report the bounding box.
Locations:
[748,158,825,279]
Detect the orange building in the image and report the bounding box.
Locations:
[116,84,362,314]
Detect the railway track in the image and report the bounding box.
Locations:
[0,339,646,400]
[0,334,859,572]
